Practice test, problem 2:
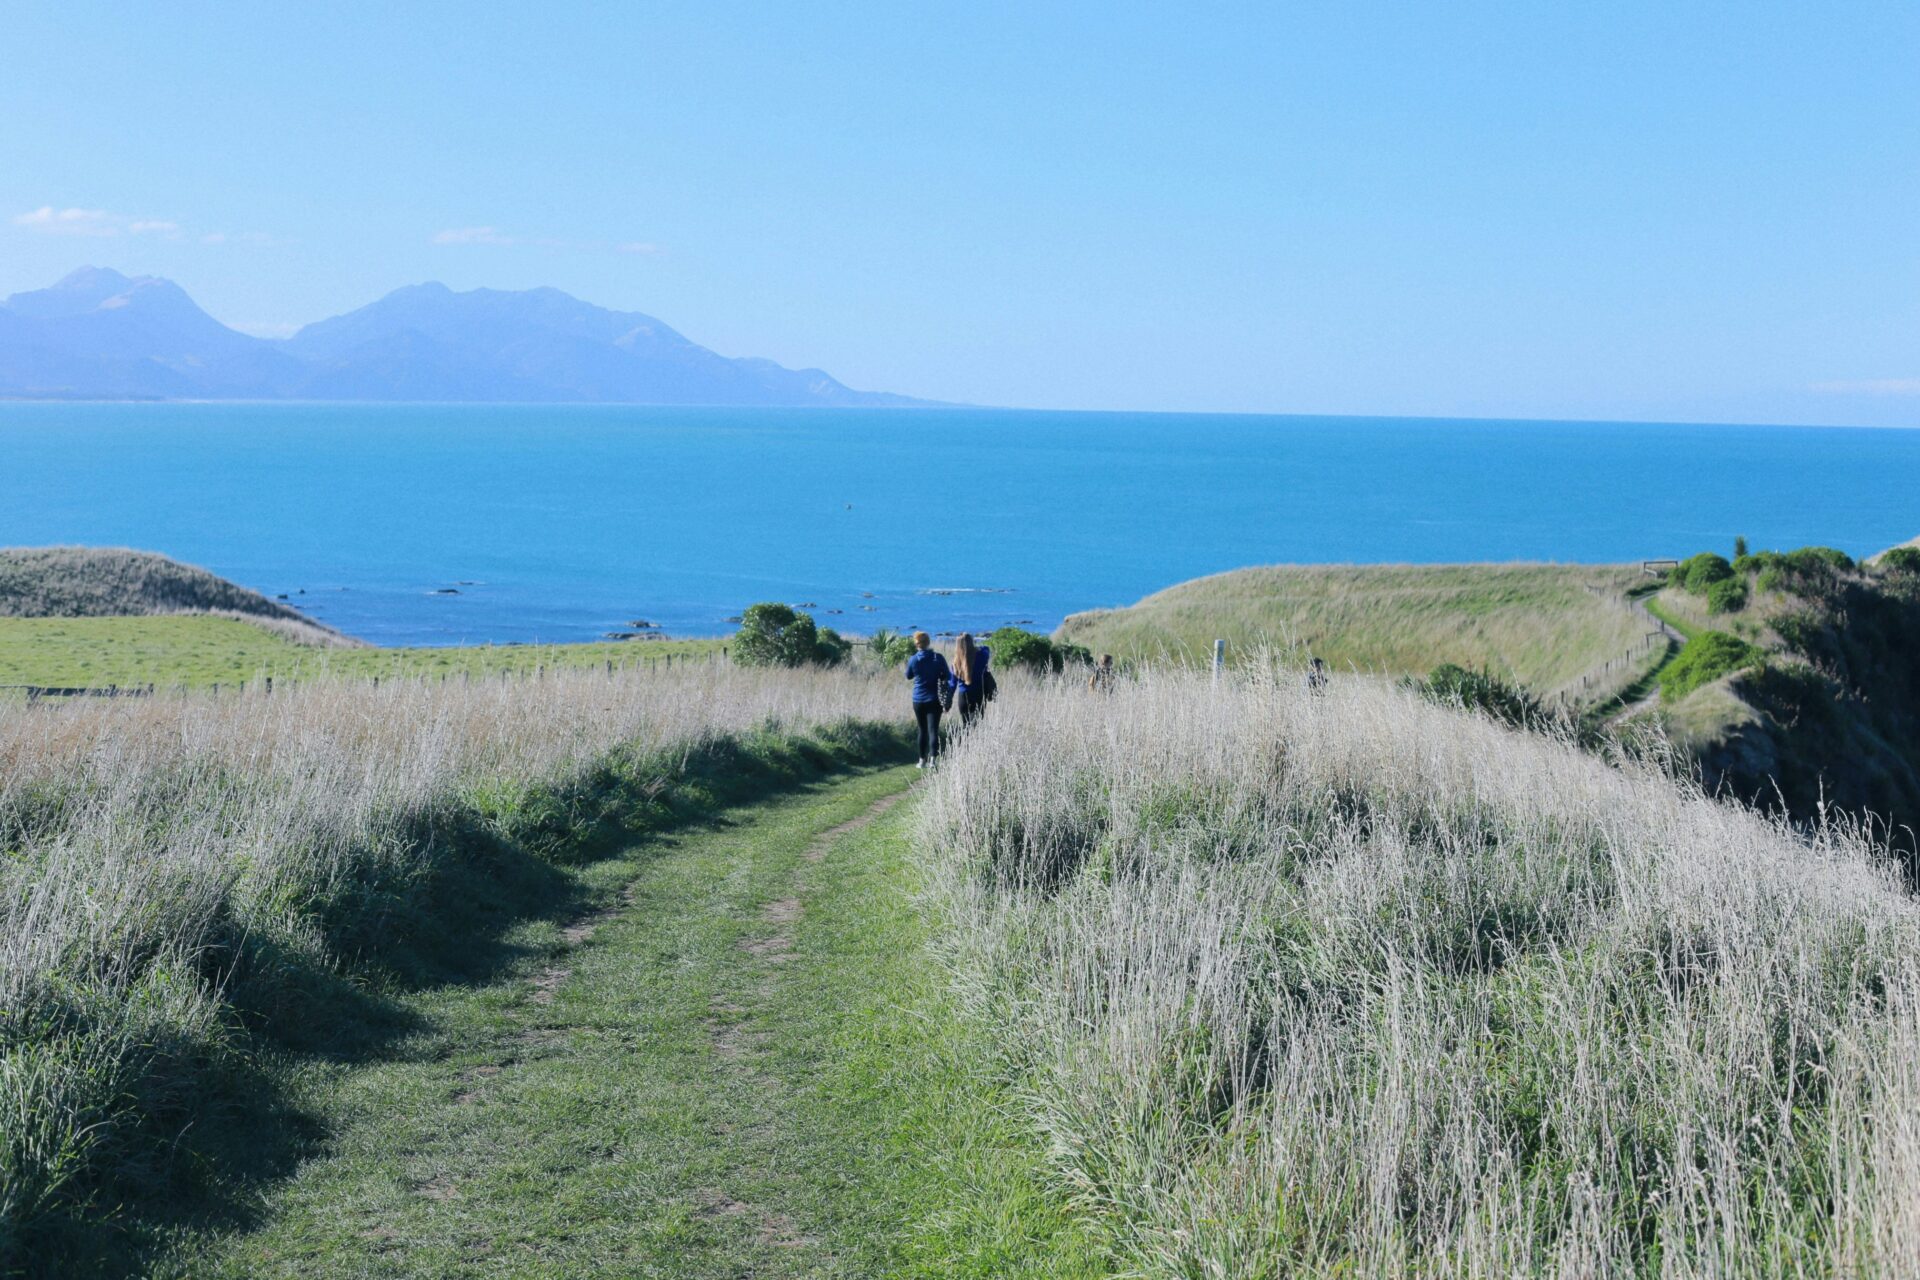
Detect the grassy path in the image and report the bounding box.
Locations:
[165,766,1100,1279]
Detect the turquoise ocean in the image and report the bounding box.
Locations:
[2,402,1915,646]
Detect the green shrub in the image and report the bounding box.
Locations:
[1412,663,1543,728]
[1676,553,1735,594]
[732,603,846,667]
[1733,535,1748,559]
[1706,578,1748,615]
[1660,631,1762,701]
[986,626,1093,674]
[815,627,851,666]
[1878,546,1920,576]
[867,628,917,665]
[1787,546,1854,573]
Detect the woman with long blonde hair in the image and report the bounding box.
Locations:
[950,632,993,726]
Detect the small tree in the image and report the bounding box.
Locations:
[733,603,846,667]
[1733,534,1749,560]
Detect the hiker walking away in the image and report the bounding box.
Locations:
[905,631,951,768]
[951,632,994,726]
[1089,653,1116,694]
[1305,656,1329,695]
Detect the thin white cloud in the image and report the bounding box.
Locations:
[13,205,237,244]
[432,226,517,246]
[616,241,661,255]
[1811,379,1920,396]
[14,206,124,237]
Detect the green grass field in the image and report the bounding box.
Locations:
[1058,562,1648,692]
[0,615,729,690]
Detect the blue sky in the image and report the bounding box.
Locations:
[4,2,1916,424]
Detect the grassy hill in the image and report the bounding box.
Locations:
[1058,562,1652,695]
[0,547,725,690]
[0,614,726,690]
[0,545,348,645]
[1637,543,1920,849]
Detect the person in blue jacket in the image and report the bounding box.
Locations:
[950,632,992,726]
[904,631,951,767]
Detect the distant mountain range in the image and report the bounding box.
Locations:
[0,267,936,406]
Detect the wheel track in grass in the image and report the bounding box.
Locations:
[172,767,1101,1280]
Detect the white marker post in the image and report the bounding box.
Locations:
[1213,638,1226,683]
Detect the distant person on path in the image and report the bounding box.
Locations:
[905,631,951,768]
[951,632,993,726]
[1089,653,1116,694]
[1305,656,1329,694]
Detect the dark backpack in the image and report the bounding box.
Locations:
[982,669,997,703]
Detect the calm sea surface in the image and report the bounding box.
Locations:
[2,403,1915,646]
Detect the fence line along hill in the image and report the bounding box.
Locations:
[1057,561,1647,695]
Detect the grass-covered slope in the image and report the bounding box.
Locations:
[0,614,725,690]
[1647,543,1920,849]
[920,668,1920,1275]
[0,663,902,1273]
[1058,563,1646,693]
[0,546,349,646]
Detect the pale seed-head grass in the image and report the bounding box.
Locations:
[918,662,1920,1275]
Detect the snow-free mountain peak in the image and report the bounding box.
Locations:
[0,270,940,406]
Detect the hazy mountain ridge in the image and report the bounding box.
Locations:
[0,268,936,406]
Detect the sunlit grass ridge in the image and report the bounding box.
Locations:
[918,666,1920,1274]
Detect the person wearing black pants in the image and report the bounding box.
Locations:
[904,631,951,768]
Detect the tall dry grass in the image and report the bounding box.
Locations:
[0,661,897,1256]
[919,665,1920,1276]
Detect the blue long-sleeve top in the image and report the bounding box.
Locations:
[905,649,951,704]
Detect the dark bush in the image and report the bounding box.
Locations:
[1660,631,1762,701]
[732,603,847,667]
[986,626,1093,673]
[1412,663,1544,728]
[1734,535,1748,559]
[1706,578,1748,615]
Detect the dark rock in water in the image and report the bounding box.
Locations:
[432,588,460,595]
[860,605,877,611]
[796,601,816,608]
[604,632,636,641]
[297,588,306,595]
[826,609,843,615]
[861,592,875,598]
[724,615,743,624]
[627,619,655,629]
[275,593,288,600]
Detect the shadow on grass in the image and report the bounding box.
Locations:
[5,720,912,1279]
